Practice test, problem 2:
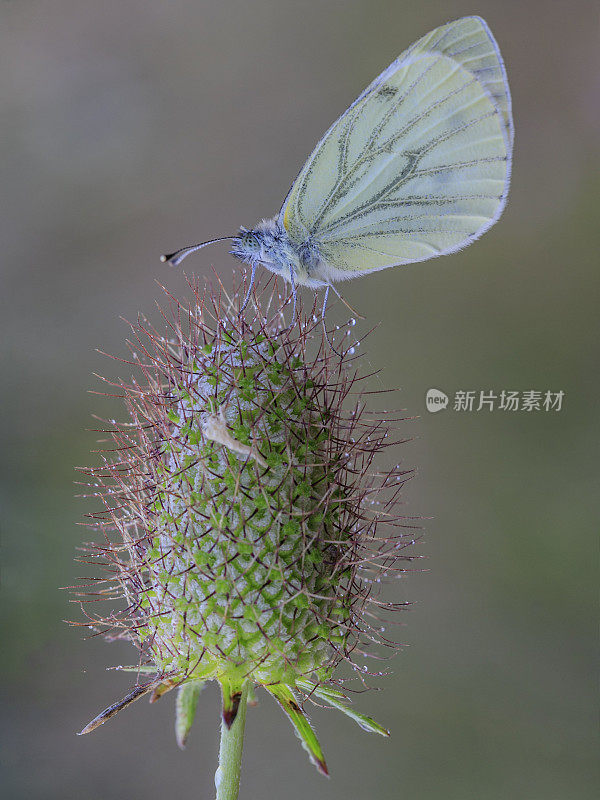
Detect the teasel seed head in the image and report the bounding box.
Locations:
[75,274,417,775]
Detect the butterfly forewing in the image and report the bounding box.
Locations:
[280,16,513,277]
[401,16,513,143]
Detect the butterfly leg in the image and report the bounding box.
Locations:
[239,262,257,314]
[321,284,330,320]
[321,285,344,357]
[288,265,298,324]
[329,284,365,320]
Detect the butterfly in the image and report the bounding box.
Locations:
[162,16,513,312]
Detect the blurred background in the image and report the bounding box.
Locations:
[1,1,598,798]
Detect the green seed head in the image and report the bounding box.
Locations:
[79,276,416,768]
[139,329,353,687]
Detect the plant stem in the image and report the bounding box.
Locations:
[215,683,249,800]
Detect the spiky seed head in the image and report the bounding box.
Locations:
[77,275,417,766]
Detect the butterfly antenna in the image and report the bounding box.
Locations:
[160,237,235,268]
[328,284,365,320]
[239,262,257,314]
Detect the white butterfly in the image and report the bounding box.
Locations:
[162,16,513,306]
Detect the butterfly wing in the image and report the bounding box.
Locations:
[279,16,513,277]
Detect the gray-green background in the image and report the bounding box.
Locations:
[2,1,597,798]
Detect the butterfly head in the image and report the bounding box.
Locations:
[231,219,294,274]
[232,228,263,265]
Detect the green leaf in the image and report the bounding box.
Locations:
[78,679,162,735]
[266,684,328,776]
[175,681,204,749]
[296,679,390,737]
[149,678,177,703]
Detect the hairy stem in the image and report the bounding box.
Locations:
[215,683,249,800]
